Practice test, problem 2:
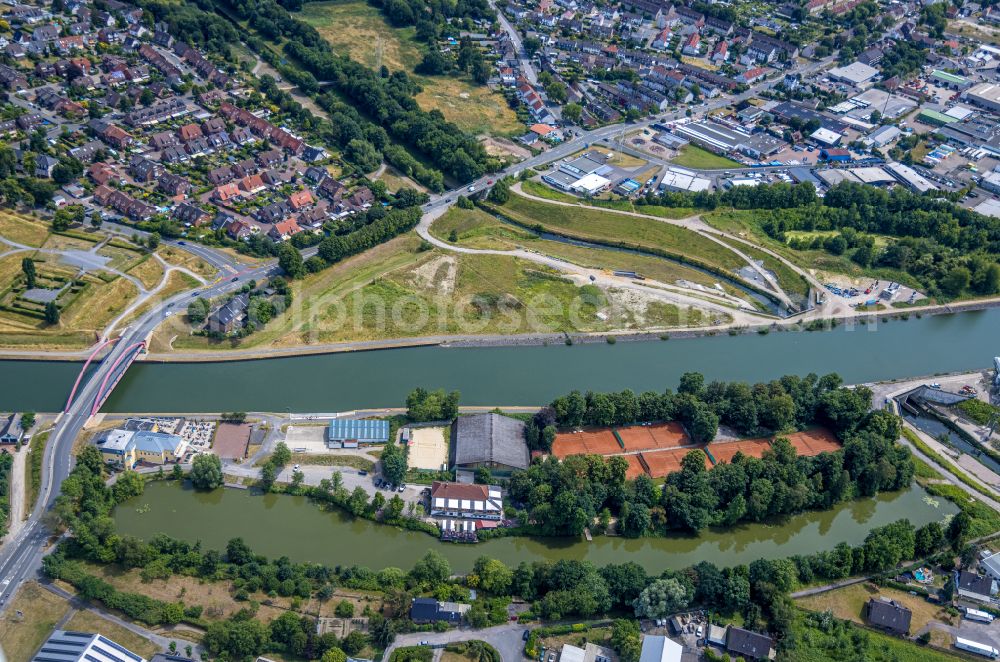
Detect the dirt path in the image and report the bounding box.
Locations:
[3,448,27,543]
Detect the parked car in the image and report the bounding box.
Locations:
[358,470,368,476]
[523,630,531,641]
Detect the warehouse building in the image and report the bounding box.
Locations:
[453,413,529,473]
[884,162,938,193]
[658,167,712,193]
[964,82,1000,114]
[327,418,390,448]
[674,120,782,158]
[828,61,880,86]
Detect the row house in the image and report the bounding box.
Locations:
[149,130,179,150]
[87,162,123,186]
[138,43,182,83]
[743,32,799,64]
[158,172,191,197]
[677,62,739,91]
[172,202,210,226]
[208,165,234,186]
[175,42,230,87]
[123,98,189,127]
[129,155,162,183]
[8,5,50,25]
[0,64,28,90]
[56,35,88,54]
[160,145,188,164]
[219,102,304,155]
[93,184,155,221]
[736,66,767,84]
[672,6,705,27]
[89,119,134,150]
[71,140,105,162]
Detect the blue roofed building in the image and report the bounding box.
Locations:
[327,418,391,448]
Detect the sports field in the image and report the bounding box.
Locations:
[623,454,646,480]
[782,428,842,455]
[407,426,450,471]
[706,438,773,464]
[639,448,710,478]
[552,428,621,458]
[617,422,688,451]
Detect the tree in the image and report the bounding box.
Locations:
[335,600,355,617]
[278,243,306,279]
[341,630,368,656]
[472,556,513,595]
[381,442,407,486]
[190,454,223,490]
[21,257,35,288]
[20,412,35,430]
[610,619,641,662]
[634,577,692,620]
[940,266,971,297]
[409,550,451,588]
[187,298,210,324]
[562,103,583,125]
[44,301,60,325]
[321,648,348,662]
[147,232,161,251]
[345,139,381,173]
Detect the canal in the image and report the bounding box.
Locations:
[115,481,955,573]
[1,307,998,413]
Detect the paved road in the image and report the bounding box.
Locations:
[385,623,532,662]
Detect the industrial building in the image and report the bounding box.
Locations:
[31,630,146,662]
[326,418,390,448]
[828,61,880,86]
[673,121,782,158]
[865,125,900,148]
[810,127,842,147]
[883,162,938,193]
[964,82,1000,114]
[638,635,683,662]
[658,167,711,193]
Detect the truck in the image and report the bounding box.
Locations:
[956,637,999,659]
[965,608,995,624]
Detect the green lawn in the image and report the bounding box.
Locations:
[670,144,741,170]
[496,193,747,272]
[789,609,962,662]
[715,236,811,303]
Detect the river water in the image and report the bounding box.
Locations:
[2,307,998,413]
[114,481,954,573]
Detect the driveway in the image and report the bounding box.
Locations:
[385,623,531,662]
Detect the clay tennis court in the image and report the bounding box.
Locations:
[706,439,773,464]
[617,422,689,451]
[623,454,646,480]
[639,448,710,478]
[552,428,622,458]
[783,428,841,456]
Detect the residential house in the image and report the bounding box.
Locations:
[725,628,774,661]
[409,598,470,624]
[958,571,997,604]
[206,293,249,334]
[288,189,315,210]
[864,598,911,636]
[212,183,241,203]
[158,173,191,197]
[0,413,24,444]
[129,155,162,183]
[429,481,503,523]
[267,218,302,242]
[172,202,210,226]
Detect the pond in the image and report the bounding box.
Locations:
[114,481,956,573]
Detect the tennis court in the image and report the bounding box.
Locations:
[552,428,622,458]
[639,448,709,478]
[624,454,646,480]
[783,428,841,456]
[706,439,772,464]
[616,422,690,451]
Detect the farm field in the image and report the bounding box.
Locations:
[297,1,521,136]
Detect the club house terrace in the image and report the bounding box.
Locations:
[97,428,187,469]
[429,481,503,533]
[326,419,390,449]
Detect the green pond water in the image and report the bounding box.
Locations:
[114,481,956,573]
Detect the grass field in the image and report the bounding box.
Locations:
[670,144,740,169]
[430,206,756,305]
[520,181,697,219]
[288,453,376,470]
[0,582,70,662]
[26,430,49,512]
[0,212,50,247]
[796,583,957,634]
[157,245,219,279]
[298,1,521,136]
[378,166,427,193]
[716,235,811,302]
[125,255,165,290]
[64,611,160,660]
[498,193,747,272]
[789,609,959,662]
[0,254,141,349]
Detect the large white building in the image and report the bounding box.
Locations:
[430,481,503,531]
[32,631,146,662]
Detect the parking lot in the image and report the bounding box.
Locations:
[179,420,216,451]
[821,278,924,309]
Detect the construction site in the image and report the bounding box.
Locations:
[552,424,842,479]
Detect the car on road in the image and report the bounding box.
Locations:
[231,276,239,282]
[165,311,172,317]
[178,241,186,245]
[929,383,941,389]
[468,185,476,192]
[420,642,429,646]
[398,484,405,492]
[446,198,452,202]
[293,464,300,470]
[191,291,200,297]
